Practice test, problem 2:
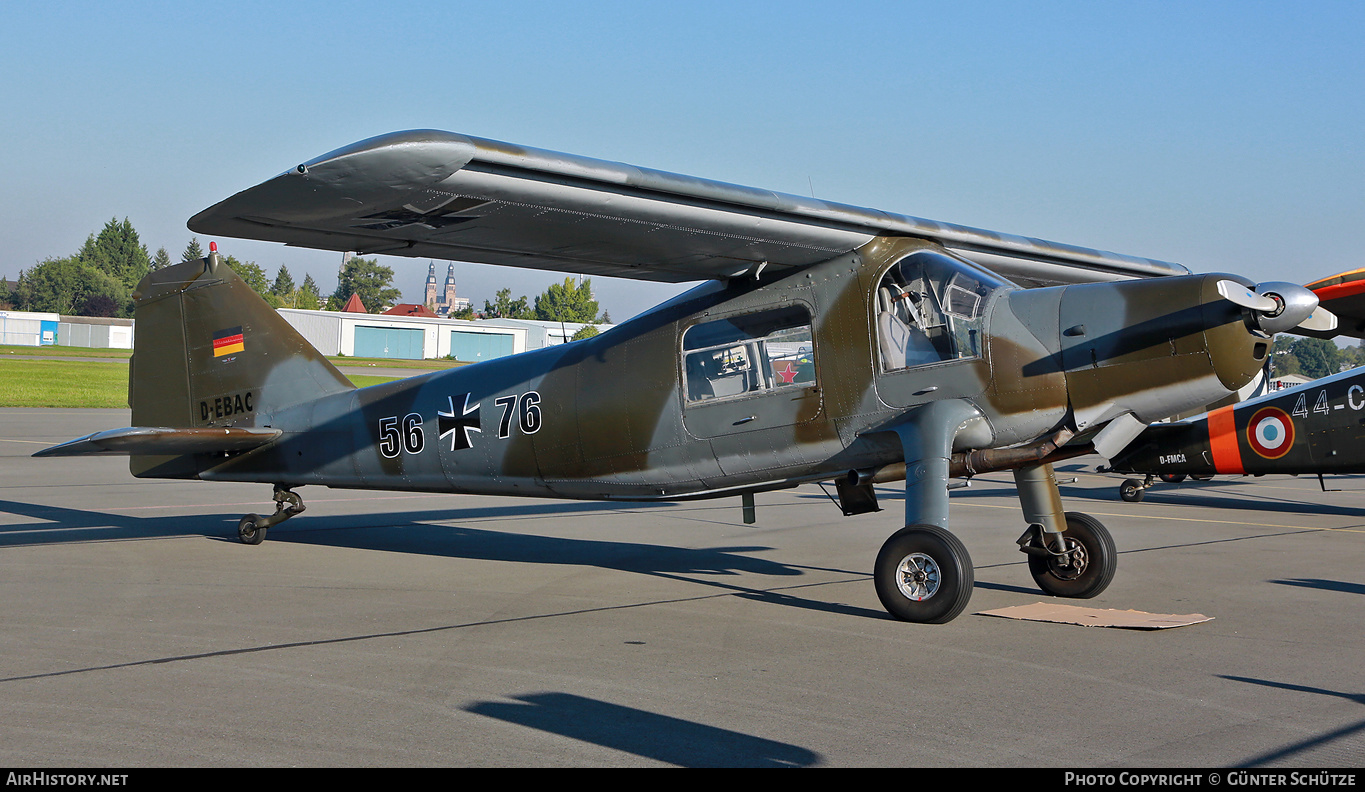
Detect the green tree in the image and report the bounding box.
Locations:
[570,325,600,341]
[534,277,600,323]
[483,288,533,319]
[14,257,130,317]
[1290,337,1341,379]
[182,238,204,262]
[78,217,150,289]
[271,265,296,300]
[331,256,402,313]
[224,255,270,296]
[151,247,172,271]
[1271,335,1301,378]
[1338,340,1365,371]
[296,273,321,310]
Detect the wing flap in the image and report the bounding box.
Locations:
[190,130,1189,286]
[33,426,282,457]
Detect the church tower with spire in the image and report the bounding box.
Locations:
[443,264,458,311]
[423,262,438,311]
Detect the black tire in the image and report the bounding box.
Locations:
[1191,473,1213,481]
[1028,512,1116,598]
[1119,479,1145,503]
[238,514,266,545]
[1160,473,1186,484]
[874,525,974,623]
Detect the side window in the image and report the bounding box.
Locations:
[683,306,816,403]
[876,251,1007,372]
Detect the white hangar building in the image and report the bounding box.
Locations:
[277,309,606,363]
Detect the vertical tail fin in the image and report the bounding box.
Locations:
[129,248,353,475]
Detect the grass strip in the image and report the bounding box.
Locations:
[0,358,401,408]
[0,344,132,359]
[0,359,131,408]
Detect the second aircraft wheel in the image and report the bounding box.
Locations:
[1028,512,1116,599]
[1119,479,1144,502]
[238,514,267,545]
[874,525,975,624]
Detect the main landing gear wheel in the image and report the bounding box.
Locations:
[238,514,266,545]
[1160,473,1186,484]
[874,524,975,624]
[1119,479,1145,502]
[1027,512,1116,599]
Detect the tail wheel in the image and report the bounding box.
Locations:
[1028,512,1116,598]
[874,525,974,624]
[1119,479,1144,502]
[238,514,267,545]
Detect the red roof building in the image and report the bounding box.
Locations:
[382,303,439,318]
[341,293,367,313]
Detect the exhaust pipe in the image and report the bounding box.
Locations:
[847,429,1087,486]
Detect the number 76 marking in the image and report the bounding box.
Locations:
[495,391,542,438]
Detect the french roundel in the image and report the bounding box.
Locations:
[1247,406,1295,459]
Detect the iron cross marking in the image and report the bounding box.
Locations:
[438,393,482,451]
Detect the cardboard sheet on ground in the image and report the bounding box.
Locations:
[977,602,1212,629]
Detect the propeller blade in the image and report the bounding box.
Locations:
[1296,305,1338,333]
[1217,279,1278,312]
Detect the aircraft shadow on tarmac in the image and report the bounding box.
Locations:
[464,692,821,767]
[1219,676,1365,767]
[1269,578,1365,596]
[819,471,1365,520]
[0,498,893,621]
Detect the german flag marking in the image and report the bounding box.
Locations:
[213,326,244,357]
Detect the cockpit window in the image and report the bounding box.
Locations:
[683,306,815,402]
[875,251,1007,372]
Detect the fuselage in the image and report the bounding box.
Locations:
[190,237,1269,500]
[1110,365,1365,477]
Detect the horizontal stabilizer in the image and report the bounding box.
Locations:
[33,426,282,458]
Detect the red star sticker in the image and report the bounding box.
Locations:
[773,361,798,384]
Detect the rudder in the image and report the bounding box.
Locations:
[129,248,354,476]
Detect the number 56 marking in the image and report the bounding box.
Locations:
[495,391,542,438]
[378,413,424,458]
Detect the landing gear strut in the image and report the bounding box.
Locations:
[238,485,305,545]
[1015,464,1117,599]
[1018,512,1117,598]
[872,405,1120,623]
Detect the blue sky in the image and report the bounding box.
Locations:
[2,1,1362,321]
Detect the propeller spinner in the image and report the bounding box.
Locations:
[1216,279,1337,334]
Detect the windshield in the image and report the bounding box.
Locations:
[875,251,1008,371]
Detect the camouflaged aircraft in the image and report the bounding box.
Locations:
[33,130,1338,623]
[1102,267,1365,502]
